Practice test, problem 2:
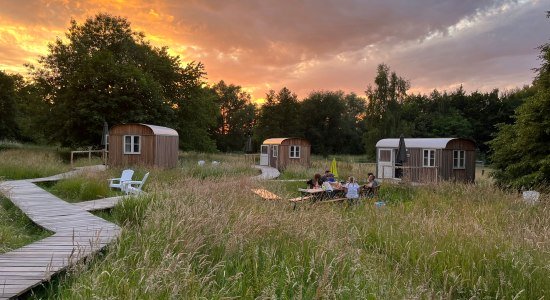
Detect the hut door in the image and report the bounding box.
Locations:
[377,148,394,179]
[260,145,269,165]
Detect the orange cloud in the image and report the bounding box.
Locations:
[0,0,546,103]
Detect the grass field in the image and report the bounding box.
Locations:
[1,147,548,299]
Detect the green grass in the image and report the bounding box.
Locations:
[1,147,547,298]
[38,175,123,203]
[0,196,52,254]
[0,148,70,180]
[32,172,549,299]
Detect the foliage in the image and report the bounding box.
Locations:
[29,14,217,150]
[0,71,21,140]
[490,30,550,189]
[211,80,256,152]
[41,175,120,203]
[254,87,302,143]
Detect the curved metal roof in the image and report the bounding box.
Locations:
[376,138,456,149]
[263,137,306,145]
[141,124,178,136]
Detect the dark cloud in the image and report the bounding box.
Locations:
[0,0,546,99]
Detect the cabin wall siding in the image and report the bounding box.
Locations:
[377,138,476,183]
[109,124,178,168]
[262,138,311,170]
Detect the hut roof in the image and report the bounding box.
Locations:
[262,137,306,145]
[110,123,178,136]
[142,124,178,136]
[376,138,458,149]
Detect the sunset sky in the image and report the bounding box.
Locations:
[0,0,548,102]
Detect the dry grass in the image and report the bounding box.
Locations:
[36,159,549,299]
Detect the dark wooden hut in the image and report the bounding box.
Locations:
[260,138,311,170]
[375,138,476,183]
[108,123,179,168]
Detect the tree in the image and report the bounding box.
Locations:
[211,81,256,152]
[363,64,410,157]
[254,87,302,143]
[0,71,20,140]
[31,14,216,149]
[489,28,550,189]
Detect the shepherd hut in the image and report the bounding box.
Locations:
[260,138,311,170]
[108,123,179,168]
[375,138,476,183]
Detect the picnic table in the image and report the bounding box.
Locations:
[290,185,347,209]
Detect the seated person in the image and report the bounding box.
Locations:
[321,170,332,182]
[306,173,322,189]
[321,181,334,198]
[344,176,360,205]
[327,173,336,182]
[362,173,379,197]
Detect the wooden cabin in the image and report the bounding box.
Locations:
[260,138,311,170]
[375,138,476,183]
[108,123,179,168]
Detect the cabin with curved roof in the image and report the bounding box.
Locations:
[375,138,476,183]
[108,123,179,168]
[260,138,310,170]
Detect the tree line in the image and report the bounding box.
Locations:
[0,13,548,188]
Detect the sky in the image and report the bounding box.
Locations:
[0,0,548,103]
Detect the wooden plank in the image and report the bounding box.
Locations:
[0,170,121,298]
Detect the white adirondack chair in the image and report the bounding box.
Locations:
[108,169,134,190]
[122,172,150,195]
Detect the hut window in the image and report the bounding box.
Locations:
[453,150,465,169]
[123,135,141,154]
[272,145,278,157]
[423,149,435,167]
[289,145,300,158]
[379,150,391,162]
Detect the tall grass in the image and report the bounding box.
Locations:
[0,148,70,179]
[0,196,52,253]
[39,171,121,203]
[35,166,549,299]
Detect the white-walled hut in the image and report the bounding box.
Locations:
[108,123,179,168]
[375,138,476,183]
[260,138,311,170]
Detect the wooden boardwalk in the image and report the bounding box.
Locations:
[253,165,280,180]
[0,173,120,299]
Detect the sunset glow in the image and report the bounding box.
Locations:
[0,0,547,102]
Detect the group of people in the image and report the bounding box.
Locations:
[306,171,379,204]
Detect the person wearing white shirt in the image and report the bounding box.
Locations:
[344,176,360,205]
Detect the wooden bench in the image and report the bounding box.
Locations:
[251,188,281,201]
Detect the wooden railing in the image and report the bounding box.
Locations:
[70,149,107,167]
[244,153,260,165]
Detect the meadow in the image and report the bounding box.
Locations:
[0,147,548,299]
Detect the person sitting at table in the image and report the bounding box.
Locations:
[344,176,360,205]
[306,173,322,189]
[321,180,334,198]
[327,173,336,182]
[362,173,379,197]
[321,170,331,182]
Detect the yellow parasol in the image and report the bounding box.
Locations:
[330,158,339,178]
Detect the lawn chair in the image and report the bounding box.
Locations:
[108,169,134,191]
[122,172,150,195]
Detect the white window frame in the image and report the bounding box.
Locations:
[379,149,392,162]
[289,145,301,158]
[272,145,278,157]
[423,149,436,167]
[453,150,465,169]
[123,135,141,154]
[105,135,109,152]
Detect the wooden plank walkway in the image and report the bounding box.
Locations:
[0,172,120,299]
[73,196,125,212]
[253,165,280,180]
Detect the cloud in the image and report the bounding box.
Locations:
[0,0,547,99]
